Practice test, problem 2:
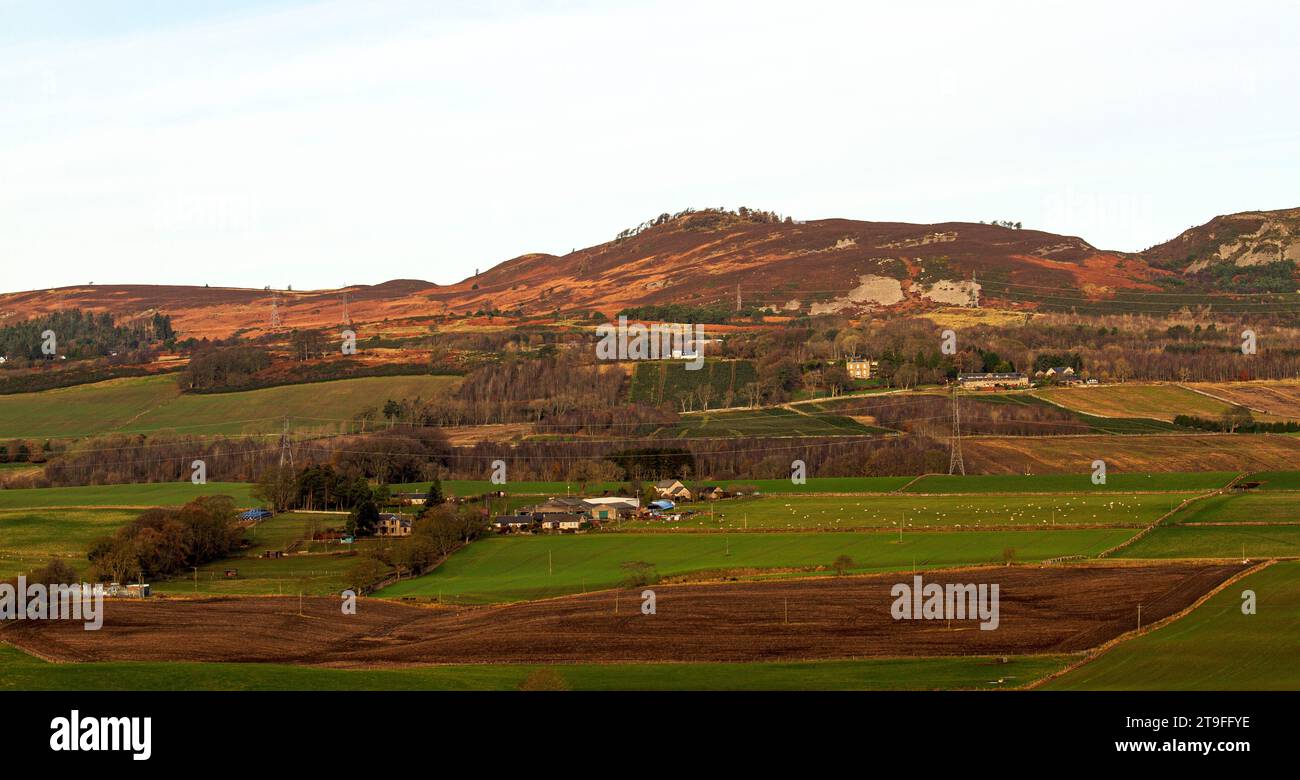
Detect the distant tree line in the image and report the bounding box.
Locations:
[0,309,173,365]
[1174,410,1300,434]
[0,364,164,395]
[617,303,766,324]
[182,345,273,390]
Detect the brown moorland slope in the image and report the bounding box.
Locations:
[2,207,1297,340]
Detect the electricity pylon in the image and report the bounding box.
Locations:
[948,383,965,476]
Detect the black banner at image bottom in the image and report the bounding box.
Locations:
[0,690,1287,768]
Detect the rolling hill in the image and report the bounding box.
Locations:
[3,207,1298,340]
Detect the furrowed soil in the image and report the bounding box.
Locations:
[1,562,1244,666]
[963,433,1300,473]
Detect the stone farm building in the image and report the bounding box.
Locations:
[957,372,1029,390]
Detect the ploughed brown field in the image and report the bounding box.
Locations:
[964,434,1300,474]
[1,563,1245,666]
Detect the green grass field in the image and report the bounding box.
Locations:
[0,482,256,509]
[238,512,336,554]
[1246,471,1300,490]
[150,550,368,596]
[638,493,1199,531]
[1115,525,1300,559]
[0,508,136,578]
[375,529,1136,603]
[1170,491,1300,524]
[0,644,1069,691]
[1045,561,1300,689]
[0,373,460,438]
[905,472,1235,494]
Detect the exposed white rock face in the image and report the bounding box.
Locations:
[1202,217,1299,268]
[876,231,957,249]
[1235,249,1283,267]
[923,279,981,306]
[807,275,905,315]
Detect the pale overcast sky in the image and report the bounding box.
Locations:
[1,0,1297,294]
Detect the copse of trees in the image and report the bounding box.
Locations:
[294,464,376,512]
[182,345,273,390]
[254,462,396,517]
[0,440,41,464]
[289,329,328,362]
[441,352,625,425]
[86,496,241,583]
[614,206,793,241]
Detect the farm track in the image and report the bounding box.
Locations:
[2,562,1246,666]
